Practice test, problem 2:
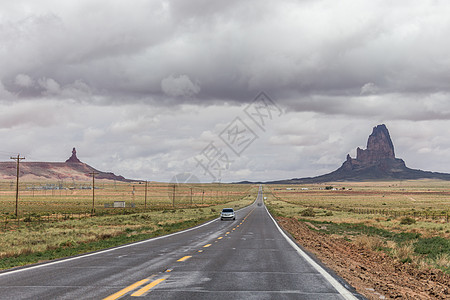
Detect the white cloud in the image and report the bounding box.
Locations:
[38,77,61,95]
[161,74,201,97]
[14,74,34,87]
[360,82,379,95]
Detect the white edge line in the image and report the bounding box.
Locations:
[0,201,255,278]
[265,206,358,300]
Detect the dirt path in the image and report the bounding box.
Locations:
[277,217,450,299]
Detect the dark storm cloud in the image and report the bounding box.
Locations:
[2,1,450,182]
[1,0,449,115]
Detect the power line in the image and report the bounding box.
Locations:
[0,151,19,159]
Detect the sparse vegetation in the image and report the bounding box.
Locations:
[400,216,416,225]
[354,235,384,251]
[0,182,257,270]
[264,181,450,273]
[300,207,316,217]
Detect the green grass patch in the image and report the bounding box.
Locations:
[302,219,421,244]
[299,219,449,272]
[414,237,450,259]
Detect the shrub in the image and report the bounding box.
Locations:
[400,217,416,225]
[59,240,76,248]
[393,243,414,262]
[325,186,333,190]
[300,208,315,217]
[435,253,450,269]
[354,235,384,251]
[325,211,333,216]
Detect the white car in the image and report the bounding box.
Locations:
[220,208,235,221]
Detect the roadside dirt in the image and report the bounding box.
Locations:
[277,217,450,299]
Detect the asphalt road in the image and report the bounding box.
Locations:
[0,186,361,299]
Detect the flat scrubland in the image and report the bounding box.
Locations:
[0,181,256,270]
[265,180,450,299]
[0,181,250,215]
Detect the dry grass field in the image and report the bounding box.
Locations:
[265,180,450,273]
[0,181,251,219]
[269,180,450,233]
[265,181,450,298]
[0,181,256,269]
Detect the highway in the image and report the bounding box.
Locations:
[0,186,361,299]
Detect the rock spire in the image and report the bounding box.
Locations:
[65,147,81,163]
[354,124,395,164]
[265,124,450,183]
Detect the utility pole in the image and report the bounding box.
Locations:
[202,189,205,205]
[190,187,193,206]
[172,184,176,208]
[88,172,99,215]
[10,154,25,218]
[144,181,148,209]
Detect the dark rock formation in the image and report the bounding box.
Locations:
[340,124,406,175]
[262,124,450,184]
[357,124,395,162]
[65,147,81,163]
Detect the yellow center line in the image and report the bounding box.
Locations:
[203,244,212,248]
[131,276,168,297]
[232,228,236,231]
[198,250,203,253]
[226,232,230,234]
[217,237,223,240]
[237,225,240,228]
[177,255,192,262]
[103,278,150,300]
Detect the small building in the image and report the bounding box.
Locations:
[113,201,126,208]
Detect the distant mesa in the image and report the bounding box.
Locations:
[0,148,133,182]
[266,124,450,184]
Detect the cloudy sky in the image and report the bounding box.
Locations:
[1,0,450,182]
